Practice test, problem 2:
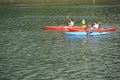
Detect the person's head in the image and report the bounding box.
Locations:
[69,18,74,21]
[91,23,94,26]
[93,21,97,24]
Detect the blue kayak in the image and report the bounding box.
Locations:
[66,31,110,36]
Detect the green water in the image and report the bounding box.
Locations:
[0,4,120,80]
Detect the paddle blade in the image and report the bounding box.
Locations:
[98,21,102,24]
[82,19,85,25]
[66,16,70,19]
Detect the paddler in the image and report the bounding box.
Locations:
[67,18,74,26]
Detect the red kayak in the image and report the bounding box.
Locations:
[68,26,117,32]
[44,25,87,31]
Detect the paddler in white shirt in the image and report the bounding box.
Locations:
[68,18,74,26]
[89,21,100,32]
[93,21,99,28]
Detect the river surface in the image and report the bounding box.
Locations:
[0,4,120,80]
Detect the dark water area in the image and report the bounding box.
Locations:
[0,4,120,80]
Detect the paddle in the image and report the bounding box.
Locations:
[66,16,70,20]
[65,16,70,26]
[82,19,85,26]
[98,21,102,25]
[81,19,87,29]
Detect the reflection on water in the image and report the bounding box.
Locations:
[0,4,120,80]
[66,35,109,46]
